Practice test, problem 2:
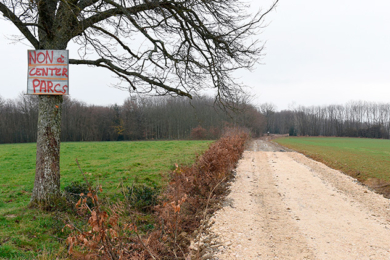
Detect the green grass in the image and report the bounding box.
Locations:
[274,137,390,182]
[0,140,212,259]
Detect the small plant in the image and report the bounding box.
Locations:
[126,184,160,213]
[64,181,94,209]
[65,185,161,260]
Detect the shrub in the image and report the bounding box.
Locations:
[154,127,249,257]
[126,184,160,213]
[190,125,207,140]
[64,181,93,209]
[207,127,221,139]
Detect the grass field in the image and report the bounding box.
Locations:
[274,137,390,183]
[0,140,212,259]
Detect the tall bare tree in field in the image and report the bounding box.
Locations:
[0,0,278,208]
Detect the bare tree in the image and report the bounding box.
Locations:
[260,102,276,133]
[0,0,278,207]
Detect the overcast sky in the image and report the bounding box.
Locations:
[1,0,390,111]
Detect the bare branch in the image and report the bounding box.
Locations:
[74,2,159,37]
[0,2,39,48]
[1,0,279,104]
[77,0,101,11]
[69,58,192,98]
[91,25,140,59]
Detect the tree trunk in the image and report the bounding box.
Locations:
[30,95,63,208]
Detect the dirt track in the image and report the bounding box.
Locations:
[208,140,390,259]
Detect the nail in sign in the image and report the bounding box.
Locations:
[27,50,69,95]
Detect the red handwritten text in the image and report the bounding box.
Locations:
[32,79,68,94]
[29,50,54,64]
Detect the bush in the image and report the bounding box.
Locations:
[154,127,249,257]
[63,181,93,209]
[126,184,160,213]
[207,127,221,139]
[190,125,207,140]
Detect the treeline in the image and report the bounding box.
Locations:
[0,94,265,144]
[266,101,390,139]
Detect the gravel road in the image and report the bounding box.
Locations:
[207,140,390,259]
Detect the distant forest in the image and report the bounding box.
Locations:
[2,95,390,144]
[265,101,390,139]
[0,94,265,144]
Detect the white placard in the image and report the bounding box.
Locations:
[27,50,69,95]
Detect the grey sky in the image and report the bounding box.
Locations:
[1,0,390,110]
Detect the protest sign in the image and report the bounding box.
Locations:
[27,50,69,95]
